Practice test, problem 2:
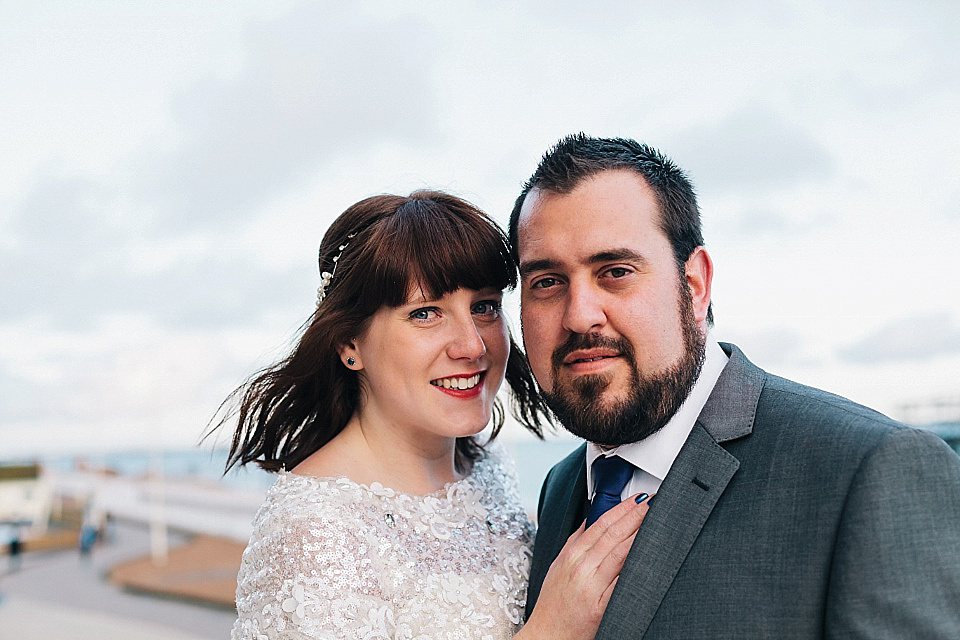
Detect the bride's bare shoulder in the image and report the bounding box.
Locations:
[290,433,358,478]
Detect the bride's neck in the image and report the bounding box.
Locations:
[295,413,464,496]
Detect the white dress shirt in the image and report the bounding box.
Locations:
[586,339,729,501]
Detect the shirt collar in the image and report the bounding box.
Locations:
[586,339,729,492]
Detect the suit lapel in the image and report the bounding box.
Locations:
[595,424,740,638]
[555,455,587,538]
[594,343,764,639]
[525,444,587,618]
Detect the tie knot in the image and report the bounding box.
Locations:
[592,455,635,498]
[586,455,637,528]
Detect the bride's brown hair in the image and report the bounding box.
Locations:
[219,190,548,473]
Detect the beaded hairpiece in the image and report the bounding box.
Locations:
[317,232,356,304]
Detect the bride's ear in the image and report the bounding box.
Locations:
[338,341,362,370]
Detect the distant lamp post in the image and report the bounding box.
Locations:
[149,449,169,566]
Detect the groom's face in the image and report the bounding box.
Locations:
[516,169,709,446]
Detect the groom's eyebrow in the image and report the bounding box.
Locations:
[520,249,650,277]
[588,248,649,267]
[519,258,560,277]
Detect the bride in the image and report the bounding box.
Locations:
[224,190,648,639]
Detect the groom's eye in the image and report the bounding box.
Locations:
[532,277,558,289]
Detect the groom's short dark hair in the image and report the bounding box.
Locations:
[508,133,711,323]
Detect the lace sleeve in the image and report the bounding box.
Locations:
[234,457,533,640]
[231,486,398,640]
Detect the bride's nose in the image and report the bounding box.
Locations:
[446,318,487,361]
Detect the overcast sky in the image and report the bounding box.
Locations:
[2,1,959,457]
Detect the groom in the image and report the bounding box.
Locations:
[510,134,960,638]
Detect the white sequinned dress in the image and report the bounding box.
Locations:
[231,445,534,639]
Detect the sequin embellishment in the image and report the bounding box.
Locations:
[231,442,533,639]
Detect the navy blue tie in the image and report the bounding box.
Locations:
[586,455,636,528]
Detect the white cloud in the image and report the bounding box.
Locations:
[719,326,807,370]
[2,172,318,329]
[136,3,441,230]
[2,1,960,457]
[0,316,288,456]
[839,313,960,364]
[669,105,835,195]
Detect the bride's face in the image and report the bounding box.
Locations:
[346,286,509,444]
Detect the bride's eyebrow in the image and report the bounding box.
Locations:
[401,284,433,306]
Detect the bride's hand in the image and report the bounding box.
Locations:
[516,493,650,640]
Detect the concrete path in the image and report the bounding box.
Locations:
[0,595,214,640]
[0,521,236,639]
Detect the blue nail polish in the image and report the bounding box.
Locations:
[635,493,649,504]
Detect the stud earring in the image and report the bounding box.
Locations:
[346,357,356,366]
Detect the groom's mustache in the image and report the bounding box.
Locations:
[551,332,636,373]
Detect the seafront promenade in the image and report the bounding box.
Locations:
[0,469,266,639]
[52,467,268,543]
[1,519,242,639]
[0,439,581,637]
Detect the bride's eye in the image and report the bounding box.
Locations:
[409,307,440,322]
[471,300,502,318]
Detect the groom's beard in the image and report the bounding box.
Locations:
[541,282,706,447]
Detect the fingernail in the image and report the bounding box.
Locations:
[635,493,649,504]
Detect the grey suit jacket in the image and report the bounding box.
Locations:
[526,343,960,638]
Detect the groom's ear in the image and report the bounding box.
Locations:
[684,247,713,325]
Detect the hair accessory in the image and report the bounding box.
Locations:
[317,232,357,304]
[346,357,355,366]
